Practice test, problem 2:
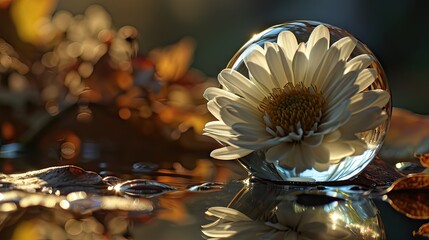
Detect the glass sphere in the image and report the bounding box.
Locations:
[227,20,392,182]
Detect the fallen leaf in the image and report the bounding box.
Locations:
[415,153,429,167]
[387,173,429,191]
[386,174,429,219]
[380,108,429,163]
[413,222,429,237]
[0,165,102,192]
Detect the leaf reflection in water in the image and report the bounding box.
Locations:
[0,190,153,215]
[203,183,385,240]
[385,174,429,220]
[0,165,102,193]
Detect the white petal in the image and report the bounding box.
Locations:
[312,46,340,88]
[279,144,314,171]
[306,25,330,55]
[311,145,330,164]
[318,110,351,134]
[264,41,279,52]
[347,139,368,156]
[203,131,236,145]
[219,105,261,127]
[203,124,238,144]
[266,43,287,88]
[340,107,387,137]
[331,37,357,61]
[214,97,264,129]
[231,122,267,138]
[204,120,230,130]
[292,43,308,85]
[245,46,269,70]
[278,46,295,85]
[304,37,329,86]
[324,130,341,142]
[278,144,298,169]
[278,30,298,61]
[349,90,390,114]
[345,54,373,73]
[218,69,265,105]
[314,162,330,171]
[230,137,284,150]
[324,99,351,123]
[302,134,323,147]
[215,95,256,112]
[355,68,376,92]
[205,207,252,221]
[206,100,221,120]
[326,84,359,112]
[210,146,253,160]
[203,87,238,101]
[299,145,316,170]
[324,142,354,159]
[245,60,275,93]
[324,70,358,101]
[266,143,292,163]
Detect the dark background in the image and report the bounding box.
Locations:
[56,0,429,114]
[1,0,428,113]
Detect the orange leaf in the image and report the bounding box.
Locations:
[387,173,429,191]
[414,222,429,237]
[415,153,429,168]
[380,108,429,163]
[387,174,429,219]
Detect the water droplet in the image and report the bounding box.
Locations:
[187,182,224,192]
[102,176,122,186]
[115,179,176,198]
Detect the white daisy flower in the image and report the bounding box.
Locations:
[203,24,390,173]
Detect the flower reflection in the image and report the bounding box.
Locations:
[202,183,385,239]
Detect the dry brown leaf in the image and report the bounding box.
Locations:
[387,173,429,191]
[415,153,429,168]
[387,174,429,219]
[380,108,429,163]
[413,222,429,237]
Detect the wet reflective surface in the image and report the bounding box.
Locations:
[0,105,428,240]
[0,158,427,239]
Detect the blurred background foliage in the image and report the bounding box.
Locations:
[1,0,429,114]
[57,0,429,114]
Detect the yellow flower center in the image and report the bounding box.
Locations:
[260,83,326,135]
